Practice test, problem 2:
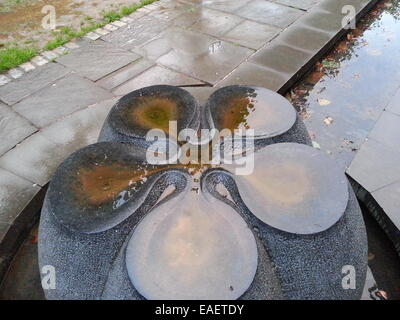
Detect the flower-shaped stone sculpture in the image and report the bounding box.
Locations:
[39,85,367,300]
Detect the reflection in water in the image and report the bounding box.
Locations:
[212,87,296,138]
[223,143,348,235]
[75,162,156,208]
[288,0,400,169]
[221,95,256,130]
[288,0,400,298]
[125,185,258,300]
[127,97,178,133]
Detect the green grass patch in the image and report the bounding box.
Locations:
[1,0,160,73]
[0,46,38,72]
[106,0,159,21]
[103,10,122,23]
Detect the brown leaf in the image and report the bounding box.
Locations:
[308,71,325,84]
[318,98,331,106]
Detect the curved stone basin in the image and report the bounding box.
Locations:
[38,85,368,300]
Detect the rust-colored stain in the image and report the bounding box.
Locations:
[75,163,150,206]
[220,96,255,131]
[74,162,212,207]
[128,97,178,133]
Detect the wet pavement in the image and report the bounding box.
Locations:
[1,0,398,299]
[288,0,400,170]
[289,0,400,300]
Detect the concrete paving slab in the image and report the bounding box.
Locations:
[134,33,176,61]
[250,42,312,74]
[56,41,141,81]
[190,8,243,37]
[347,139,400,193]
[273,0,320,10]
[233,0,303,28]
[369,111,400,150]
[0,169,41,224]
[279,25,332,52]
[113,65,205,95]
[12,75,113,128]
[0,103,37,156]
[300,9,343,33]
[216,62,289,91]
[40,98,118,154]
[372,182,400,230]
[102,14,173,51]
[157,33,253,84]
[320,0,370,14]
[200,0,253,12]
[148,0,188,21]
[0,75,11,87]
[221,19,280,50]
[0,63,69,105]
[0,132,68,186]
[97,59,155,90]
[169,7,203,28]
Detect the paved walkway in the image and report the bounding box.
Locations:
[348,85,400,252]
[0,0,377,279]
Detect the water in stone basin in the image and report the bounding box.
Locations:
[125,182,258,300]
[208,86,296,139]
[34,84,367,300]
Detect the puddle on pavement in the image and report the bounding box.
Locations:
[288,0,400,170]
[0,0,143,47]
[288,0,400,299]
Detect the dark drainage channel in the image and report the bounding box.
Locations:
[0,222,44,300]
[2,0,400,300]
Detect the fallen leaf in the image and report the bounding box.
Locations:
[318,98,331,106]
[324,116,334,125]
[31,230,39,244]
[312,141,321,149]
[308,71,325,84]
[376,290,388,300]
[368,252,375,261]
[322,60,339,69]
[336,41,348,53]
